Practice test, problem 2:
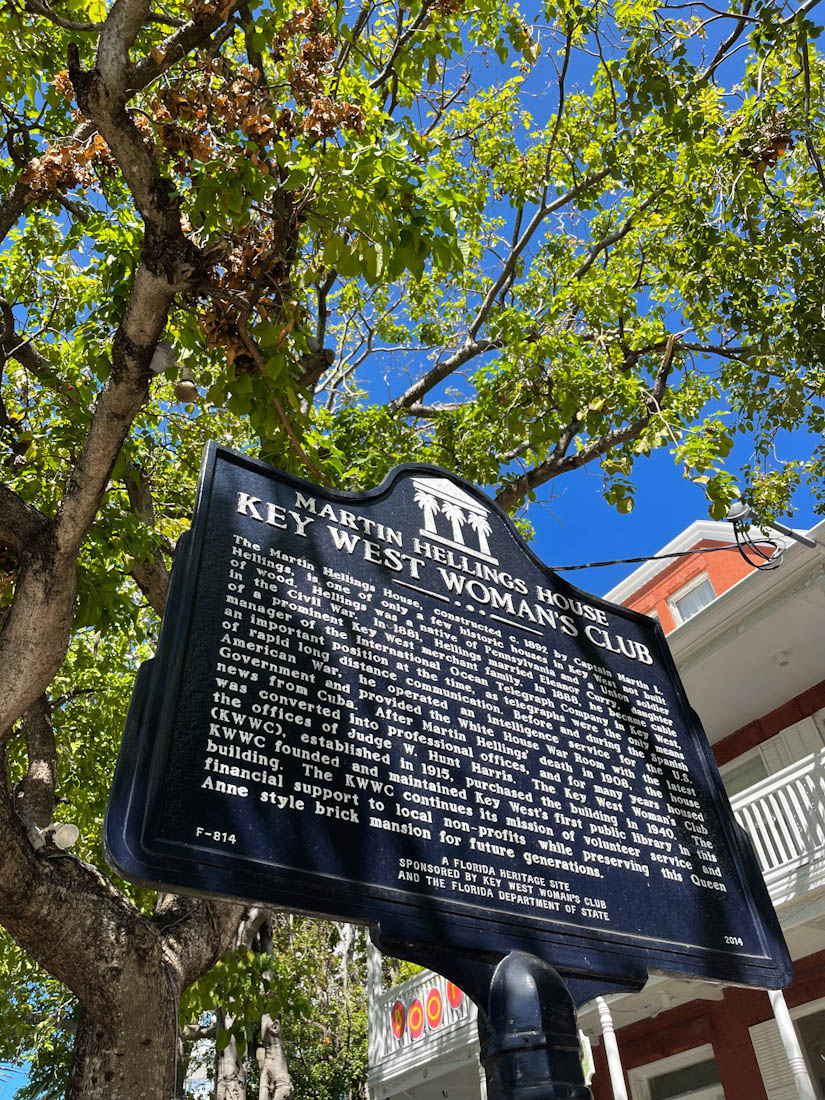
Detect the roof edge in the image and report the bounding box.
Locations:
[603,520,734,605]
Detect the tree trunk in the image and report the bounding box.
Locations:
[216,1009,247,1100]
[0,748,244,1100]
[257,1015,293,1100]
[66,969,178,1100]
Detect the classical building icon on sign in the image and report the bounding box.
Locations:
[411,476,497,564]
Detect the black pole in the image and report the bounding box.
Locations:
[476,951,591,1100]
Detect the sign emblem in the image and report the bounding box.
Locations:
[412,475,496,563]
[391,1000,405,1039]
[447,982,463,1009]
[408,1000,424,1039]
[426,988,443,1029]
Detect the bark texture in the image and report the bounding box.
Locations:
[0,757,243,1097]
[67,956,178,1100]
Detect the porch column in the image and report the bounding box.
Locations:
[596,997,629,1100]
[768,988,817,1100]
[366,937,383,1066]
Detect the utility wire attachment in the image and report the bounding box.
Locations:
[731,522,783,571]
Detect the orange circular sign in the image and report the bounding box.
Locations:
[408,999,424,1038]
[447,982,463,1008]
[426,988,443,1029]
[390,1000,405,1039]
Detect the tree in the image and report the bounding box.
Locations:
[178,912,364,1100]
[466,511,492,557]
[1,0,824,1096]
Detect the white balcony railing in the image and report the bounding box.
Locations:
[730,747,825,906]
[369,966,477,1083]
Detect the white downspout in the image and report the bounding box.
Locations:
[768,988,817,1100]
[478,1062,488,1100]
[596,997,629,1100]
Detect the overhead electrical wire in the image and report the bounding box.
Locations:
[549,537,783,572]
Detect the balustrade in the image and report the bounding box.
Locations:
[730,747,825,893]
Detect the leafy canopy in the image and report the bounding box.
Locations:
[2,0,824,534]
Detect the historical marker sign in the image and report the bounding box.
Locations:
[106,444,790,991]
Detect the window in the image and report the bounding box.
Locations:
[628,1045,725,1100]
[796,1008,825,1097]
[669,575,716,625]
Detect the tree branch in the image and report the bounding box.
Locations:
[569,196,654,282]
[24,0,104,30]
[69,48,187,242]
[495,335,678,511]
[239,4,264,74]
[369,1,435,92]
[124,462,171,616]
[128,2,247,94]
[0,482,49,557]
[1,296,86,409]
[541,21,573,196]
[467,168,612,342]
[0,139,186,740]
[14,695,57,831]
[388,338,500,413]
[24,0,183,31]
[497,439,531,465]
[784,0,821,24]
[235,317,333,486]
[162,897,246,990]
[696,0,753,85]
[406,401,465,416]
[0,180,30,249]
[96,0,154,95]
[181,1020,217,1042]
[0,764,241,1058]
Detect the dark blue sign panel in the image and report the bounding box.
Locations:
[105,444,790,990]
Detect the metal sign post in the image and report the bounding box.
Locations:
[372,931,596,1100]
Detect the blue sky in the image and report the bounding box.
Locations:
[525,428,822,598]
[0,1065,27,1100]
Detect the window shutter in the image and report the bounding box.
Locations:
[760,736,792,774]
[759,718,824,775]
[749,1018,797,1100]
[783,717,825,759]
